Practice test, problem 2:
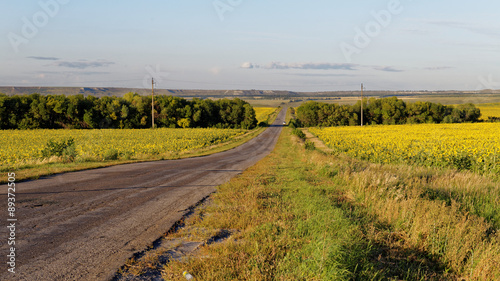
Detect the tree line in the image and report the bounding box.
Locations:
[0,93,257,130]
[295,97,482,127]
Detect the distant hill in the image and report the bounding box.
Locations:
[0,86,499,98]
[0,87,299,98]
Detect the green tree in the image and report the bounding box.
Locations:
[177,118,191,128]
[296,101,321,127]
[241,104,257,129]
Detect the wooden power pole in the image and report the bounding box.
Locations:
[361,83,364,127]
[152,78,155,129]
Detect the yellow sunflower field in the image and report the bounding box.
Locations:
[310,123,500,174]
[254,107,277,123]
[476,103,500,120]
[0,128,245,167]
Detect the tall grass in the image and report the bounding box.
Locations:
[311,149,500,279]
[163,131,383,280]
[160,127,500,280]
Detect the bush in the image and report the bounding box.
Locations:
[288,119,301,129]
[122,151,134,160]
[442,115,454,123]
[103,148,119,160]
[292,129,306,140]
[450,154,473,171]
[41,138,76,160]
[305,140,315,150]
[318,165,338,177]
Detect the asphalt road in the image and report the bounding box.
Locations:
[0,108,285,281]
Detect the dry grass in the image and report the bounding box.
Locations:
[318,153,500,280]
[127,119,500,280]
[160,126,500,280]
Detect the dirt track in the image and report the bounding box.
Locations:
[0,109,285,281]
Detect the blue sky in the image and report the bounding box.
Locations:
[1,0,499,91]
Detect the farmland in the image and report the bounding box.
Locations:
[0,128,246,167]
[309,123,500,174]
[2,110,287,281]
[254,107,278,123]
[3,104,500,280]
[158,126,500,280]
[0,105,279,183]
[476,103,500,120]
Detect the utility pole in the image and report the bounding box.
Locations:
[152,78,155,129]
[361,83,364,127]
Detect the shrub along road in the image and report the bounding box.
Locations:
[0,108,285,281]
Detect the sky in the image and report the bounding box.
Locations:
[1,0,499,92]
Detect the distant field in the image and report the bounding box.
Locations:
[310,123,500,174]
[245,94,500,107]
[254,107,277,123]
[0,128,246,167]
[476,103,500,120]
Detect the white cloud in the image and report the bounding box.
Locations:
[27,56,60,61]
[374,66,404,72]
[56,60,115,69]
[266,62,358,70]
[240,62,257,69]
[424,66,454,71]
[241,61,358,71]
